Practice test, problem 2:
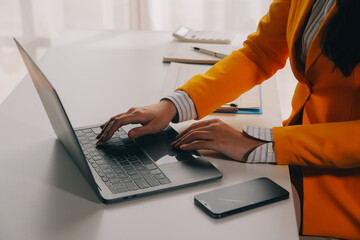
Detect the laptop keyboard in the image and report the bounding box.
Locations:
[75,127,171,194]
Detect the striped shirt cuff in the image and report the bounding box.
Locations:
[243,125,277,164]
[162,91,198,123]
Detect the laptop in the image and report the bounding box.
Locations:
[14,38,222,203]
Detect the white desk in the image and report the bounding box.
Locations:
[0,30,298,240]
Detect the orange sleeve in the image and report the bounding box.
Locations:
[273,120,360,168]
[177,0,291,119]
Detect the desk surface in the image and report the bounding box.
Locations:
[0,30,298,240]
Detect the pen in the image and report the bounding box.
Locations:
[191,46,228,59]
[217,103,238,112]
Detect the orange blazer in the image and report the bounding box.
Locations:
[177,0,360,238]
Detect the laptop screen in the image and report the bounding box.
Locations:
[14,38,99,192]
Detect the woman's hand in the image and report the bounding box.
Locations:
[171,118,265,162]
[96,100,177,145]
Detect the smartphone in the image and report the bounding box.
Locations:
[194,177,289,219]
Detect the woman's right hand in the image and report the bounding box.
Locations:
[96,100,177,145]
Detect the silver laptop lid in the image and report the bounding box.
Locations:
[14,38,100,194]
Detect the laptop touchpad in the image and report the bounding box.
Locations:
[133,126,192,165]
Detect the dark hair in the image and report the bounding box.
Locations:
[321,0,360,77]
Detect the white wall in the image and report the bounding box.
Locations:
[0,0,296,120]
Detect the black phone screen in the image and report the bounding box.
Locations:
[194,177,289,218]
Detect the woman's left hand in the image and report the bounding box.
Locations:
[171,118,265,162]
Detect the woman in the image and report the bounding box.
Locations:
[96,0,360,238]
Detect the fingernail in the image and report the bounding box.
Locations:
[180,145,186,150]
[129,131,135,138]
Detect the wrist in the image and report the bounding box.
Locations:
[242,133,266,160]
[160,99,178,121]
[241,125,276,164]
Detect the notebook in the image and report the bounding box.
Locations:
[15,38,222,203]
[163,41,241,64]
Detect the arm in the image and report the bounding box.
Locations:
[178,0,291,119]
[165,92,360,167]
[96,0,291,146]
[274,120,360,168]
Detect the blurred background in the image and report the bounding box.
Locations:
[0,0,296,120]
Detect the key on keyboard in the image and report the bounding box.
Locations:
[75,127,172,194]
